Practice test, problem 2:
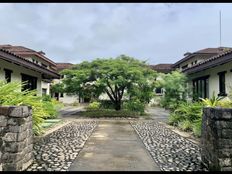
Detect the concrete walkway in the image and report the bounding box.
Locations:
[69,120,160,171]
[146,107,170,123]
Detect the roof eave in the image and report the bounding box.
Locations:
[0,49,60,79]
[183,53,232,75]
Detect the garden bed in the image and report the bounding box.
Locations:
[78,109,148,118]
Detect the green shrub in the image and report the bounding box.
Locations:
[42,94,52,102]
[168,101,203,137]
[99,100,115,109]
[168,113,182,126]
[87,101,101,110]
[79,109,141,117]
[217,100,232,108]
[200,91,224,107]
[192,119,202,137]
[158,71,189,110]
[0,81,62,135]
[178,120,192,131]
[123,99,145,115]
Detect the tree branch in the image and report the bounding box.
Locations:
[106,81,117,101]
[105,89,115,102]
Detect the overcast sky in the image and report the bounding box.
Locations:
[0,3,232,64]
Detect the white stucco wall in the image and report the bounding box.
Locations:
[187,61,232,99]
[0,59,42,95]
[59,94,79,104]
[41,81,50,95]
[178,55,213,71]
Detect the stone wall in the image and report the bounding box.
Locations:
[0,106,33,171]
[201,107,232,171]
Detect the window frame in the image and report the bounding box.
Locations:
[4,68,13,83]
[21,73,37,92]
[192,75,210,100]
[217,71,227,96]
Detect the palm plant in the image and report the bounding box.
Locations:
[200,91,224,107]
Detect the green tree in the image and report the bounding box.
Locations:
[61,55,157,110]
[50,82,64,94]
[157,70,189,109]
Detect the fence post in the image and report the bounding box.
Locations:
[0,106,33,171]
[201,107,232,171]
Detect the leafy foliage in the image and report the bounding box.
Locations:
[61,55,157,111]
[123,99,145,115]
[200,91,224,107]
[42,95,63,119]
[79,109,141,118]
[0,81,62,135]
[87,101,101,110]
[50,82,64,94]
[168,101,203,136]
[157,71,189,110]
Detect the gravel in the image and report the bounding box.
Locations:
[130,120,208,171]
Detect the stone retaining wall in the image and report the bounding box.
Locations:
[0,106,33,171]
[201,107,232,171]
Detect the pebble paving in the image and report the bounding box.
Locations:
[25,121,98,171]
[130,120,208,171]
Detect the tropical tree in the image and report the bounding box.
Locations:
[61,55,157,110]
[157,70,189,109]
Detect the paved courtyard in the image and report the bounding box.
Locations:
[25,107,208,171]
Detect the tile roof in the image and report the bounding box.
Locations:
[56,63,74,72]
[150,64,173,73]
[183,49,232,74]
[172,47,232,68]
[0,48,60,79]
[0,44,57,66]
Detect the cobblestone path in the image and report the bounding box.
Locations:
[26,121,97,171]
[131,120,208,171]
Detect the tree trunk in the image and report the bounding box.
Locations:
[114,101,121,111]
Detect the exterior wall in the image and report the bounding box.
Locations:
[187,61,232,99]
[52,78,80,104]
[201,107,232,171]
[0,59,42,96]
[178,55,213,71]
[59,93,79,104]
[41,81,50,95]
[24,55,52,70]
[0,106,33,171]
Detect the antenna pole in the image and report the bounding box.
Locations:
[220,10,222,47]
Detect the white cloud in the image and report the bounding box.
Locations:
[0,3,232,64]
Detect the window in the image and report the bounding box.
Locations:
[192,75,209,100]
[218,71,227,96]
[181,64,188,69]
[21,73,37,91]
[42,88,47,96]
[4,69,12,83]
[42,63,48,68]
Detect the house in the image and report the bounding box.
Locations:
[0,47,59,95]
[53,63,81,104]
[149,63,173,96]
[0,44,59,95]
[150,64,173,74]
[173,47,232,100]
